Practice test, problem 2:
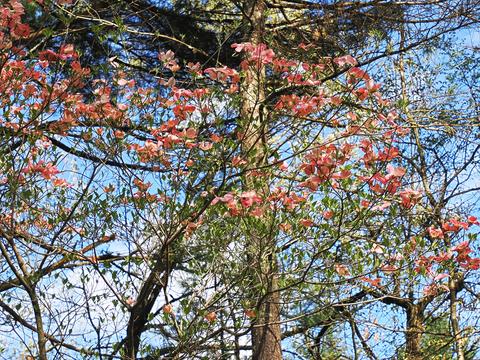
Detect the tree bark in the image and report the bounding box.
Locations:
[405,304,424,360]
[240,1,283,359]
[449,276,466,360]
[122,257,170,360]
[29,288,48,360]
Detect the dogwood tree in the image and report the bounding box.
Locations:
[1,1,480,360]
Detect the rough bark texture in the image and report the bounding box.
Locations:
[241,1,283,359]
[405,304,424,360]
[251,260,283,360]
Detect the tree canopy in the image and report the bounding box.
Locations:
[1,1,480,359]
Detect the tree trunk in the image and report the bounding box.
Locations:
[405,304,424,360]
[240,1,283,359]
[122,258,170,360]
[449,276,465,360]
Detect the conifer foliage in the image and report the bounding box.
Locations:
[0,1,480,359]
